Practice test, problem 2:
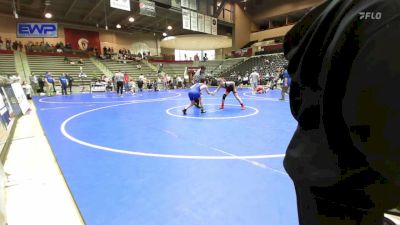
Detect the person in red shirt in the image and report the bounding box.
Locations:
[123,72,130,93]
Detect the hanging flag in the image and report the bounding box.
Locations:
[182,9,191,30]
[197,14,204,33]
[110,0,131,11]
[189,0,197,10]
[181,0,189,8]
[139,0,156,17]
[211,17,217,35]
[190,11,198,31]
[171,0,181,8]
[204,16,211,34]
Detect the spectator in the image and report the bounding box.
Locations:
[279,66,290,101]
[177,76,183,89]
[21,81,33,99]
[249,68,260,94]
[123,72,130,92]
[114,70,124,95]
[193,53,200,66]
[65,73,73,93]
[38,75,45,93]
[283,0,400,224]
[5,39,11,50]
[64,56,70,64]
[12,40,18,51]
[29,73,39,94]
[44,72,55,96]
[129,79,136,93]
[0,37,3,50]
[18,41,23,51]
[59,73,69,95]
[137,76,144,92]
[193,66,206,84]
[203,53,208,61]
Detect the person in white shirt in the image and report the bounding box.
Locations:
[114,70,124,95]
[249,68,260,94]
[22,81,33,99]
[177,76,183,88]
[243,72,249,85]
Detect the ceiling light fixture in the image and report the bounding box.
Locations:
[116,24,121,29]
[162,32,168,37]
[129,17,135,22]
[167,25,172,30]
[105,25,108,30]
[45,12,52,19]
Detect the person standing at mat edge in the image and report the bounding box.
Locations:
[115,70,124,96]
[279,65,290,101]
[283,0,400,225]
[59,73,69,96]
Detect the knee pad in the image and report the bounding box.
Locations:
[222,94,227,100]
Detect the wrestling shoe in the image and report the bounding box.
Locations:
[182,109,187,115]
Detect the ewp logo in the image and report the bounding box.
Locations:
[359,12,382,20]
[17,23,58,38]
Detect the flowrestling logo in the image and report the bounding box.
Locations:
[17,23,58,38]
[359,12,382,20]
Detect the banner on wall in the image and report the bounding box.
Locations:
[110,0,131,11]
[171,0,181,8]
[182,9,191,30]
[197,14,204,33]
[189,0,197,10]
[11,83,29,115]
[64,28,101,51]
[190,11,198,31]
[204,16,211,34]
[17,23,58,38]
[211,17,218,35]
[139,0,156,17]
[181,0,189,8]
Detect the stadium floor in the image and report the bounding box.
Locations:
[33,88,298,225]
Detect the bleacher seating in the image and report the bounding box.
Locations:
[152,58,244,78]
[221,54,288,80]
[0,53,16,76]
[153,62,190,77]
[208,58,244,76]
[102,60,158,81]
[27,55,102,86]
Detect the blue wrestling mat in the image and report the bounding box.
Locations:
[34,89,298,225]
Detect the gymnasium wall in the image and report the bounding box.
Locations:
[0,14,160,55]
[251,0,323,23]
[233,3,258,49]
[250,25,294,42]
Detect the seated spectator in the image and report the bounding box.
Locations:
[64,56,70,64]
[78,58,84,64]
[8,74,20,83]
[136,64,142,70]
[22,81,33,99]
[6,39,11,50]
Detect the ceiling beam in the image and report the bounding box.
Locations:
[100,8,118,25]
[64,0,80,17]
[214,0,227,17]
[82,0,104,22]
[128,26,163,33]
[140,16,166,31]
